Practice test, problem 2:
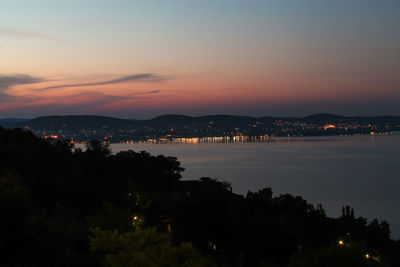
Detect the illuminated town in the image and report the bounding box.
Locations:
[15,114,400,143]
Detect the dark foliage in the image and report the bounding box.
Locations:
[0,127,398,266]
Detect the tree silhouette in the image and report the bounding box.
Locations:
[86,139,111,156]
[342,205,355,218]
[0,127,399,266]
[90,227,217,267]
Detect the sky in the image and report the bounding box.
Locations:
[1,0,399,119]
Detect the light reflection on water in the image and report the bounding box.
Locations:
[118,133,390,145]
[106,133,400,238]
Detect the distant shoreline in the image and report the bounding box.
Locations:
[1,113,399,143]
[73,131,399,145]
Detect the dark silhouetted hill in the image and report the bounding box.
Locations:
[303,113,345,123]
[21,115,139,130]
[8,113,400,130]
[0,118,27,128]
[146,114,195,128]
[2,114,399,141]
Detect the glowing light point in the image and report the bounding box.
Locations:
[323,124,336,130]
[338,240,344,246]
[132,215,141,225]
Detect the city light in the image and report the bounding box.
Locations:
[132,215,141,226]
[323,124,336,130]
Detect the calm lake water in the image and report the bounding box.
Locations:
[107,133,400,239]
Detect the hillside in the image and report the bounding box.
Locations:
[20,115,139,130]
[1,113,398,131]
[0,118,27,128]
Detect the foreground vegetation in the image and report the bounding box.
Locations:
[0,127,399,266]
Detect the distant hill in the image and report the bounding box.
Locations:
[21,115,139,131]
[1,114,399,135]
[300,113,400,125]
[146,115,195,128]
[303,113,345,123]
[0,118,27,128]
[196,115,261,129]
[145,114,269,129]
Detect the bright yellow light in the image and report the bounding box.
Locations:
[338,240,344,246]
[365,253,370,259]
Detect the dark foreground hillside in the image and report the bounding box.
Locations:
[0,127,399,266]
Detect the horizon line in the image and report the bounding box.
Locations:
[1,112,400,121]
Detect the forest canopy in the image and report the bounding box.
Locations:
[0,127,399,266]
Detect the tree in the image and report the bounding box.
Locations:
[0,173,30,264]
[86,140,111,156]
[342,205,355,218]
[90,227,216,267]
[288,241,384,267]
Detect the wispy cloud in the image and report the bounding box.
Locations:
[130,89,161,95]
[38,73,167,91]
[0,74,44,91]
[0,26,61,41]
[0,72,163,110]
[0,93,16,103]
[0,74,44,104]
[3,89,162,113]
[65,89,162,104]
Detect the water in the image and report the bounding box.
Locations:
[108,133,400,239]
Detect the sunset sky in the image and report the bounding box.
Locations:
[1,0,399,119]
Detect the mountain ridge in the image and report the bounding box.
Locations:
[1,113,399,142]
[1,113,400,131]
